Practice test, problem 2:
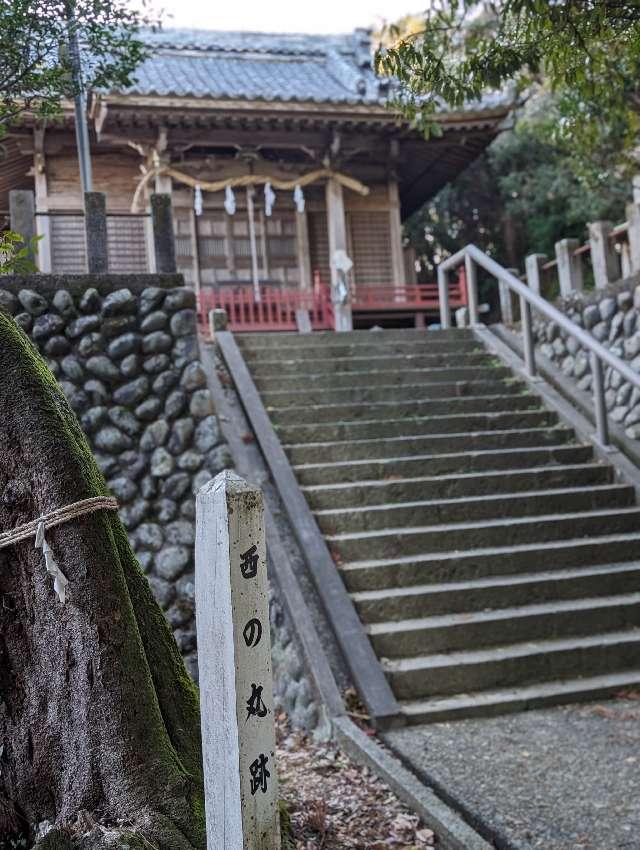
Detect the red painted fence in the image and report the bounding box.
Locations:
[199,282,334,332]
[198,267,467,333]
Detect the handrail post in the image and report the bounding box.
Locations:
[520,294,537,378]
[464,253,479,326]
[438,265,450,328]
[590,351,610,447]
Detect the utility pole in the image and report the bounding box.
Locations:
[65,1,93,195]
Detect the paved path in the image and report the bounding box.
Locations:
[383,697,640,850]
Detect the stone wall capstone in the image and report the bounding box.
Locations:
[532,273,640,440]
[0,280,232,681]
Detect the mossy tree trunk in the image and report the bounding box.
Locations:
[0,311,205,849]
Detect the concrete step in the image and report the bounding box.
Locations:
[260,378,525,407]
[284,426,574,465]
[316,484,634,534]
[328,507,640,561]
[340,532,640,591]
[368,592,640,658]
[254,365,513,392]
[399,669,640,723]
[352,562,640,622]
[276,408,556,444]
[302,463,614,510]
[236,328,475,351]
[293,443,594,486]
[248,351,494,376]
[384,629,640,699]
[262,381,528,414]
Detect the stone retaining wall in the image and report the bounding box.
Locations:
[0,280,231,680]
[0,276,326,731]
[532,274,640,439]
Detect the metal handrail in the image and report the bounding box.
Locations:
[437,243,640,447]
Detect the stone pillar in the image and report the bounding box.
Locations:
[525,253,547,295]
[555,238,584,296]
[84,191,109,274]
[151,193,177,274]
[325,178,353,332]
[589,221,619,289]
[9,190,36,261]
[626,202,640,275]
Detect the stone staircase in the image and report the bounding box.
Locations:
[233,327,640,723]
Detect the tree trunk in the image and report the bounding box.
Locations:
[0,311,205,849]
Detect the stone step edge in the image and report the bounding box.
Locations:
[399,669,640,718]
[249,352,492,367]
[256,365,512,382]
[267,390,533,414]
[366,590,640,636]
[327,506,640,543]
[339,530,640,572]
[314,483,631,519]
[351,561,640,603]
[382,628,640,674]
[300,462,610,496]
[278,408,552,434]
[283,425,572,453]
[294,443,592,473]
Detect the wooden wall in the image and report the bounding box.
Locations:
[42,152,403,285]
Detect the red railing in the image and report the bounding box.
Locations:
[198,268,467,333]
[199,282,334,333]
[352,269,467,311]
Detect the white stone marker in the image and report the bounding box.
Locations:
[196,470,281,850]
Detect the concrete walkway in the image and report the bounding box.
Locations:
[383,697,640,850]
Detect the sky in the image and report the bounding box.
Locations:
[154,0,421,34]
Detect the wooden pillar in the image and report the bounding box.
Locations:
[196,471,280,850]
[32,128,51,272]
[295,210,312,291]
[555,238,584,296]
[388,179,406,289]
[589,221,619,288]
[325,178,353,332]
[525,253,547,295]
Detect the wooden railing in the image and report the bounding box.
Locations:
[352,269,467,311]
[198,282,334,333]
[199,268,469,333]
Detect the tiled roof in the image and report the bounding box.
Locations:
[116,28,391,105]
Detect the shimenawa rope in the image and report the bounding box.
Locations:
[0,496,119,604]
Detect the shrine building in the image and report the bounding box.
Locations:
[2,28,509,329]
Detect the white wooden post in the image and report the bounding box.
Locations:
[555,238,584,296]
[588,221,620,289]
[525,253,547,295]
[196,471,280,850]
